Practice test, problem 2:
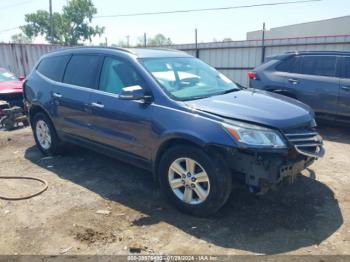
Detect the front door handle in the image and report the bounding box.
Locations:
[53,92,62,98]
[91,102,104,108]
[288,78,299,85]
[341,86,350,91]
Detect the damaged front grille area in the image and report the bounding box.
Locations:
[284,131,325,158]
[0,93,23,107]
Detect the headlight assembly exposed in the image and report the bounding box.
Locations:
[223,120,286,148]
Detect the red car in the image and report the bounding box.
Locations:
[0,68,25,107]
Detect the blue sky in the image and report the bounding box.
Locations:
[0,0,349,45]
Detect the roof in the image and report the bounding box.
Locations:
[288,51,350,56]
[44,46,191,59]
[267,51,350,61]
[127,48,190,58]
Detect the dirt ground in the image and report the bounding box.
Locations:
[0,124,349,255]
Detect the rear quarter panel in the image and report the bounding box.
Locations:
[25,72,55,115]
[250,60,288,92]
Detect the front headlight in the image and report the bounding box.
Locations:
[223,120,286,148]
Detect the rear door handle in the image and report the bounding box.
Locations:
[341,86,350,91]
[288,79,299,85]
[91,102,104,108]
[53,92,62,98]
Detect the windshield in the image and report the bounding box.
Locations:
[140,57,239,101]
[0,69,17,82]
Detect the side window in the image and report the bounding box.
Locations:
[99,57,145,94]
[339,57,350,79]
[276,56,301,73]
[37,55,70,81]
[63,55,100,88]
[300,56,336,77]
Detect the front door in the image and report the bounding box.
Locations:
[338,56,350,118]
[88,56,154,160]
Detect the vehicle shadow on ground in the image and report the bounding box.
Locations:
[24,143,343,255]
[318,122,350,145]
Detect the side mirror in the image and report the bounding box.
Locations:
[18,75,25,81]
[119,85,152,103]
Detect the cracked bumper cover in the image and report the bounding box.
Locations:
[225,145,323,190]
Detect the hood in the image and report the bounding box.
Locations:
[185,89,314,130]
[0,81,23,94]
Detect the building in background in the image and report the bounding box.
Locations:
[247,15,350,40]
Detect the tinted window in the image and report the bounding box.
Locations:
[99,57,145,94]
[37,55,70,81]
[63,55,100,88]
[276,56,301,73]
[300,56,336,77]
[339,57,350,79]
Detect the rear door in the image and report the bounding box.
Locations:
[54,54,102,139]
[285,55,339,115]
[87,55,154,160]
[338,56,350,118]
[273,55,302,96]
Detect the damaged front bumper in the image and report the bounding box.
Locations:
[226,130,324,193]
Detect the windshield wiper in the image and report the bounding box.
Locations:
[182,94,214,101]
[214,88,240,96]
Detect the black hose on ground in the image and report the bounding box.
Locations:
[0,176,48,200]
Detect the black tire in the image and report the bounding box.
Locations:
[2,118,15,131]
[32,112,62,155]
[158,145,232,217]
[22,119,29,127]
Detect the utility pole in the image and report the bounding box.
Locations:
[261,22,266,63]
[144,33,147,47]
[126,35,130,47]
[195,28,199,58]
[49,0,53,42]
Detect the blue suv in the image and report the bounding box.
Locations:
[24,47,324,216]
[249,51,350,123]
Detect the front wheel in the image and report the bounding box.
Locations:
[158,145,232,217]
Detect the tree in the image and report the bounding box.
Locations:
[11,33,32,44]
[136,34,172,47]
[148,34,172,46]
[21,0,104,45]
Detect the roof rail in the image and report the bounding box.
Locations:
[285,50,350,55]
[138,47,186,53]
[50,45,136,55]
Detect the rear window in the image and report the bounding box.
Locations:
[63,55,100,88]
[339,57,350,79]
[276,56,301,73]
[37,55,70,81]
[300,56,336,77]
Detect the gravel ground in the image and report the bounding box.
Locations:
[0,124,349,255]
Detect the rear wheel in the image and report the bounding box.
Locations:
[159,145,232,217]
[32,112,62,155]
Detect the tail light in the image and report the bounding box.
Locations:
[248,71,258,80]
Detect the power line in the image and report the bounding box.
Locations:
[1,0,37,10]
[0,27,21,34]
[94,0,322,18]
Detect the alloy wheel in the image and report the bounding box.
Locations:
[168,157,210,205]
[35,120,52,150]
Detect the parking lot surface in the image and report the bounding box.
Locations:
[0,125,349,255]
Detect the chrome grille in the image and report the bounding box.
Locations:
[284,131,325,158]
